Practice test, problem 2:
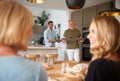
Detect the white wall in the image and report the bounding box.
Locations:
[47,10,70,38]
[16,0,70,39]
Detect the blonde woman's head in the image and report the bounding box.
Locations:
[87,16,120,60]
[0,0,34,51]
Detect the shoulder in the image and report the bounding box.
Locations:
[89,58,113,72]
[27,62,48,81]
[22,58,47,76]
[75,28,80,32]
[44,28,49,33]
[91,58,109,64]
[64,29,70,33]
[53,30,56,32]
[65,29,70,32]
[90,58,110,68]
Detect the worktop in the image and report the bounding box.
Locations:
[18,43,67,62]
[28,45,59,50]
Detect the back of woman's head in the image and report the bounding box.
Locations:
[91,16,120,59]
[0,0,33,50]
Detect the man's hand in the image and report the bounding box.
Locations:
[79,37,84,43]
[48,40,56,43]
[61,38,67,43]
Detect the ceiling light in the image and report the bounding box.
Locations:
[66,0,86,9]
[27,0,45,4]
[99,0,120,16]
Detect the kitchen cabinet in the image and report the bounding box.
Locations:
[71,1,110,28]
[71,6,97,61]
[97,2,111,15]
[82,28,91,61]
[71,1,111,61]
[83,6,97,27]
[71,10,83,32]
[82,6,97,61]
[71,10,83,61]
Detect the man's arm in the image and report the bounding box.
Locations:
[44,30,49,43]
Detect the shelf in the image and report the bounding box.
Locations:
[83,30,89,33]
[82,44,90,48]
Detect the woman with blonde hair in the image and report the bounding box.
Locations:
[0,0,47,81]
[85,16,120,81]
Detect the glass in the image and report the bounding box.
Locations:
[61,63,66,73]
[66,63,69,74]
[61,63,70,73]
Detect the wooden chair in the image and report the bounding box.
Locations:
[24,54,40,62]
[44,54,58,64]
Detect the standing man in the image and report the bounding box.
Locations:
[44,21,58,47]
[62,20,83,63]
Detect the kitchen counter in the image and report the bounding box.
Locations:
[28,45,59,50]
[19,43,67,62]
[19,45,60,62]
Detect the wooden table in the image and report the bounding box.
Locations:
[43,60,88,81]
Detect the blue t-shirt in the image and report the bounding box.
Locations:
[0,56,48,81]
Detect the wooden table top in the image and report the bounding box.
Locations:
[42,60,89,81]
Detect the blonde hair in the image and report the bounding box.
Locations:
[90,16,120,61]
[0,0,34,50]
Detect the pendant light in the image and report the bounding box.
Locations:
[27,0,45,4]
[99,0,120,16]
[66,0,86,9]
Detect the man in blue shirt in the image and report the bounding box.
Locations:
[44,21,59,47]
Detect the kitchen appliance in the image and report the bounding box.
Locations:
[82,27,91,61]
